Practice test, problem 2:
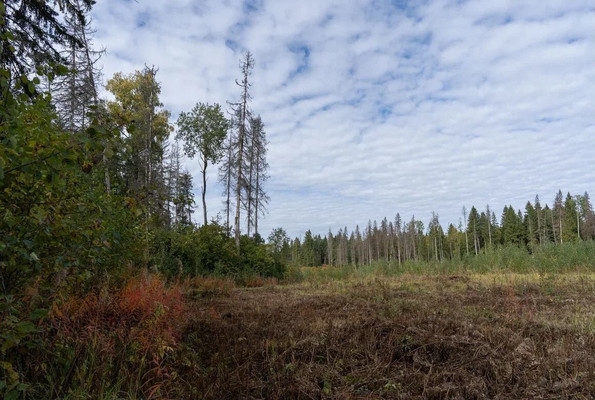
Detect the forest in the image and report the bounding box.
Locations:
[282,190,595,268]
[2,1,595,399]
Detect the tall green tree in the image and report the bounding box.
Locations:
[268,227,290,264]
[176,102,229,226]
[301,230,315,266]
[563,192,579,243]
[501,205,525,246]
[105,66,172,227]
[0,0,94,79]
[578,192,595,239]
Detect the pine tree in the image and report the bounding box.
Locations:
[579,192,595,239]
[501,206,524,246]
[354,225,363,267]
[427,212,444,261]
[1,0,94,78]
[51,0,103,133]
[563,192,578,242]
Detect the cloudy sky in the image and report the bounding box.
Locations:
[91,0,595,239]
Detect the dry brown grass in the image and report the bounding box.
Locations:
[170,273,595,399]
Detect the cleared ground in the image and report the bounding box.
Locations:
[176,273,595,399]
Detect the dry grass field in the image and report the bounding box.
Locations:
[172,273,595,399]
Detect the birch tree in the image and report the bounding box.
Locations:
[176,102,229,226]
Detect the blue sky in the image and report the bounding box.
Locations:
[91,0,595,239]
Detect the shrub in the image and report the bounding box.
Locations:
[24,273,190,398]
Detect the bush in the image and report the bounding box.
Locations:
[150,225,286,283]
[32,273,189,398]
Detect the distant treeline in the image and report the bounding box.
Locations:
[271,190,595,267]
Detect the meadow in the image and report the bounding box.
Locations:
[176,271,595,399]
[7,242,595,399]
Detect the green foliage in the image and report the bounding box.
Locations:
[151,224,238,277]
[0,65,144,398]
[294,240,595,283]
[267,227,291,264]
[0,0,94,78]
[0,89,141,296]
[105,67,173,228]
[238,235,285,280]
[151,224,285,282]
[176,102,229,162]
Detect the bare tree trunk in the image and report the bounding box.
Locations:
[233,52,254,249]
[202,156,208,226]
[551,211,557,244]
[486,205,492,248]
[463,207,469,256]
[254,148,260,236]
[234,122,245,248]
[224,134,232,235]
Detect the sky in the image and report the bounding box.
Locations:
[91,0,595,239]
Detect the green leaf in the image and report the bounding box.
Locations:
[15,321,36,335]
[28,309,47,321]
[5,390,20,400]
[16,383,29,391]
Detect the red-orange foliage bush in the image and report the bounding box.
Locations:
[119,273,188,354]
[51,288,123,360]
[53,274,188,355]
[48,273,190,397]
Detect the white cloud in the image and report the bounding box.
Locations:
[92,0,595,238]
